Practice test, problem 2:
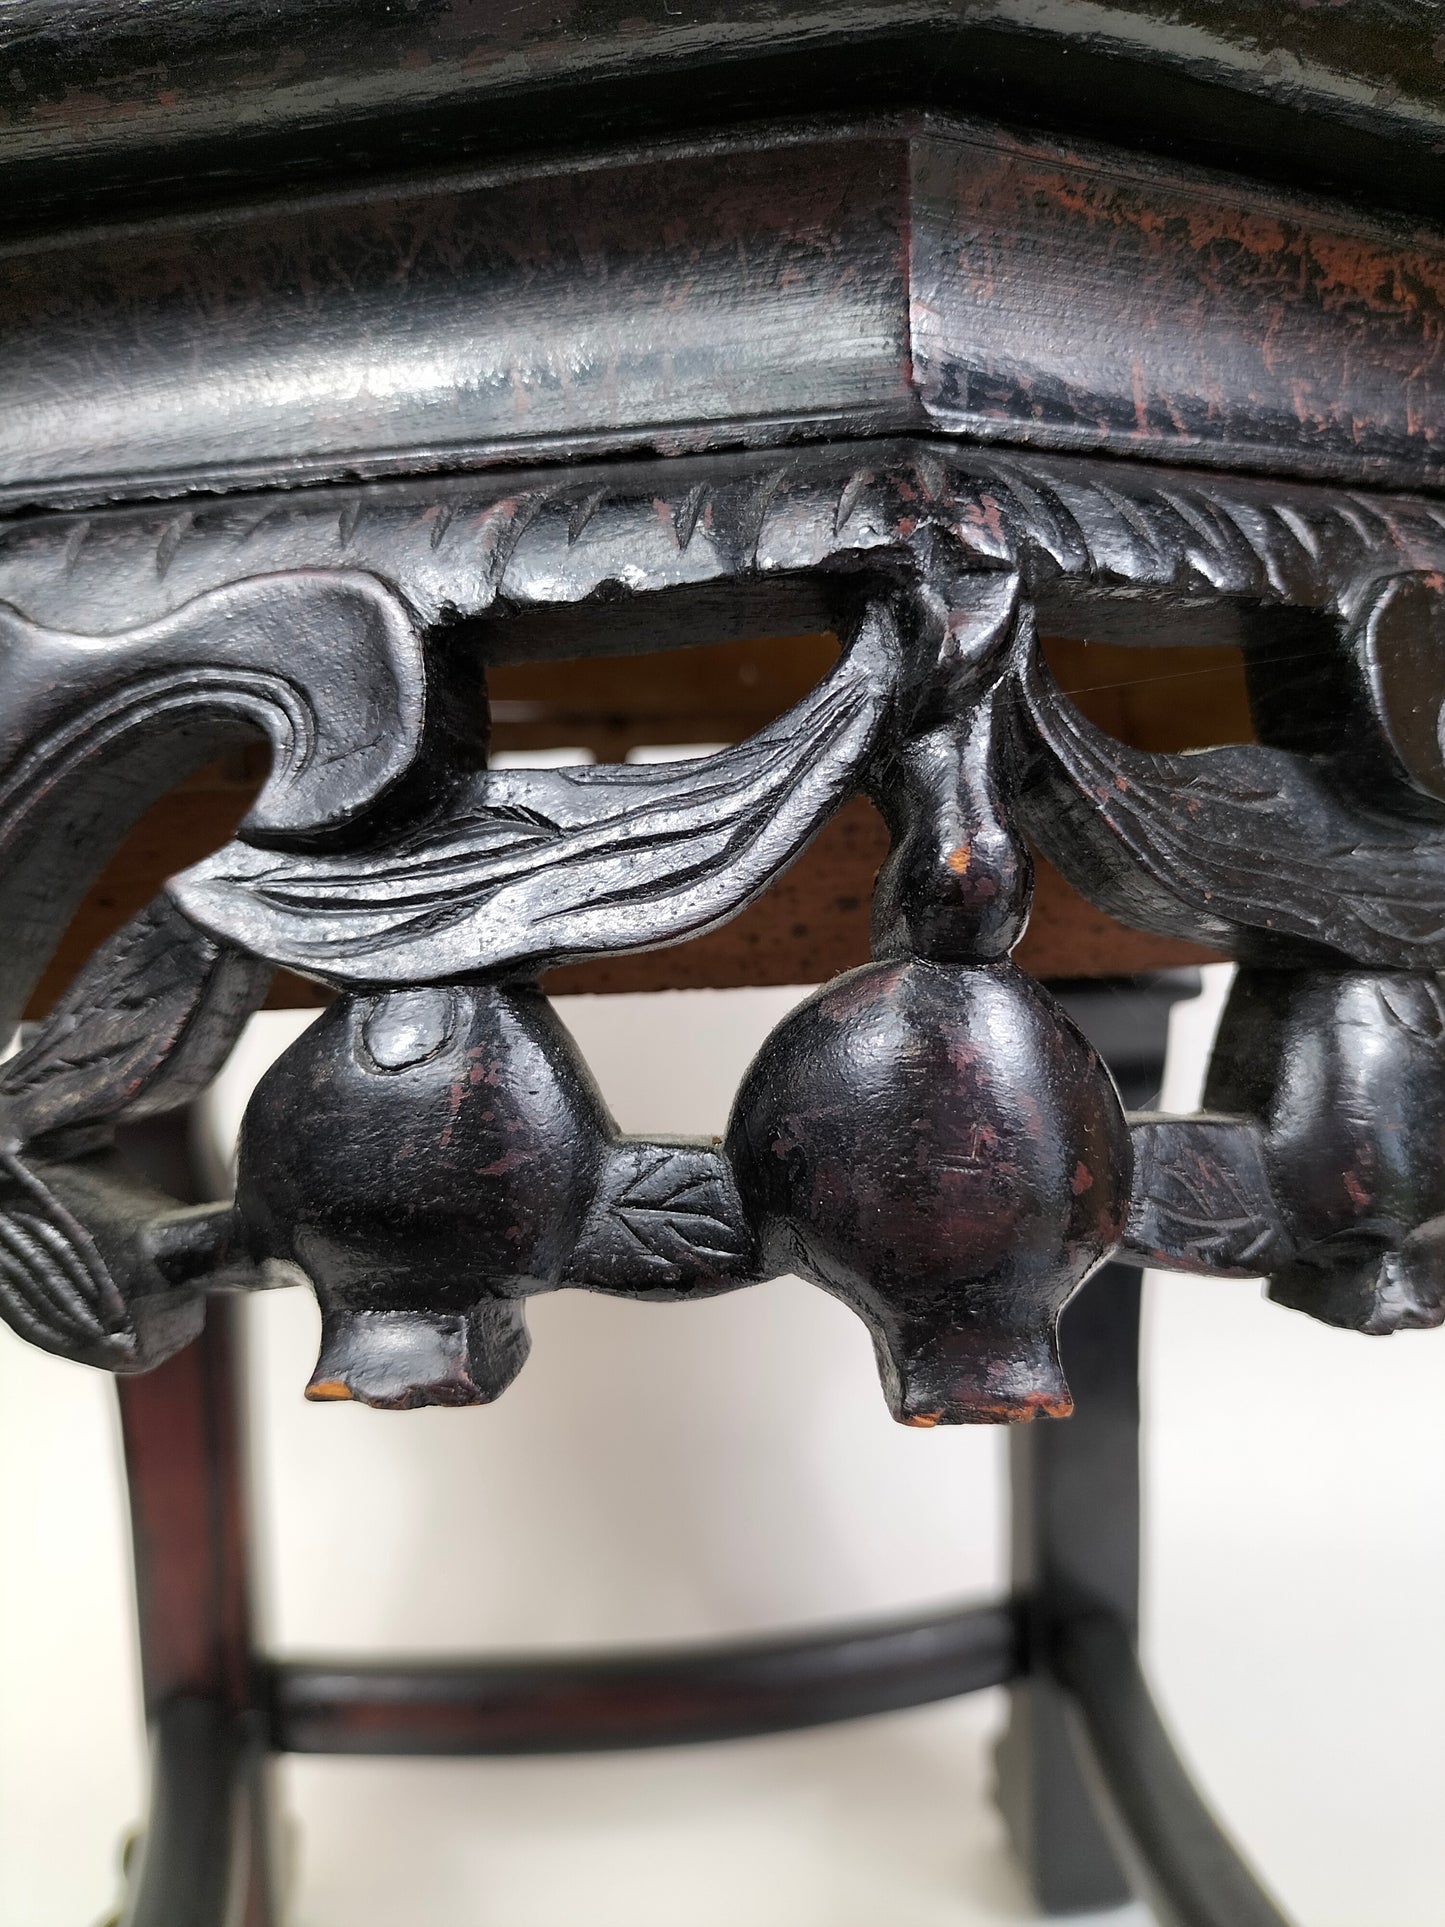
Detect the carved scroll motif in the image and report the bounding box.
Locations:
[0,444,1442,1413]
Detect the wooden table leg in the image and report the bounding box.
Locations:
[117,1291,275,1927]
[996,979,1187,1913]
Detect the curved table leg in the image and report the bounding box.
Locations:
[1055,1613,1293,1927]
[118,1697,270,1927]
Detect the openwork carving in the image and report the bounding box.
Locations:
[2,442,1443,1417]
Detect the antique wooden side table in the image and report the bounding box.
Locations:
[2,6,1444,1923]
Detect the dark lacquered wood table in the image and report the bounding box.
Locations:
[1,8,1443,1924]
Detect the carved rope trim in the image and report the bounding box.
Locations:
[0,441,1442,635]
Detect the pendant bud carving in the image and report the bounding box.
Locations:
[727,959,1129,1424]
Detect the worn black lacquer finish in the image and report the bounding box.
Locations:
[730,961,1129,1425]
[5,1,1445,235]
[10,117,1445,510]
[1128,971,1445,1333]
[3,441,1445,1423]
[115,1279,277,1927]
[3,76,1444,1921]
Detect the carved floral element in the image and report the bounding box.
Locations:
[235,984,611,1408]
[233,984,756,1408]
[1125,1116,1289,1278]
[1122,969,1445,1334]
[0,1150,129,1361]
[566,1142,755,1294]
[1205,970,1445,1334]
[0,895,268,1372]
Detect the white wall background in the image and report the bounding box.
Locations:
[1,969,1442,1927]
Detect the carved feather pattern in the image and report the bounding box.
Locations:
[1016,649,1445,966]
[1,896,271,1143]
[170,607,898,983]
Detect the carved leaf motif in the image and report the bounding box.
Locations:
[1016,648,1445,968]
[1,897,271,1143]
[171,605,899,983]
[0,1148,206,1369]
[613,1151,753,1274]
[567,1141,756,1295]
[1125,1116,1290,1277]
[0,1149,131,1362]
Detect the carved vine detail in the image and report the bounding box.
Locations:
[0,441,1442,1416]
